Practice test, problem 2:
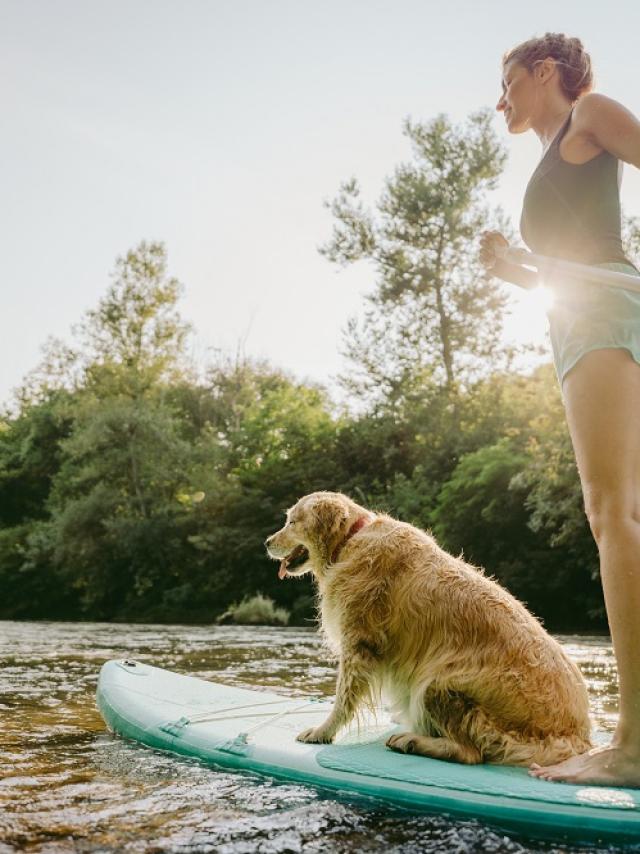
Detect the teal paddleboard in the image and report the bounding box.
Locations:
[96,659,640,845]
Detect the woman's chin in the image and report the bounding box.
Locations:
[506,115,528,134]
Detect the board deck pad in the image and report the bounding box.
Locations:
[96,659,640,845]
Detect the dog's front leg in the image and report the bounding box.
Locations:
[297,645,374,744]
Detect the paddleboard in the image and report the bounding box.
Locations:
[96,659,640,845]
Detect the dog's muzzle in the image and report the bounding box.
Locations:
[265,536,309,579]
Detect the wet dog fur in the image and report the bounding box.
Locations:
[265,491,592,766]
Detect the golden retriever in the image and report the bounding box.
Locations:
[265,491,592,766]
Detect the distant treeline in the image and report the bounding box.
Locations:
[3,110,638,630]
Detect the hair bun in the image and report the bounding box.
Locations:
[503,33,594,102]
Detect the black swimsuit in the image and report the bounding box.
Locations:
[520,108,637,270]
[519,108,640,384]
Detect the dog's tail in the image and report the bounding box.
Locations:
[484,731,594,767]
[470,708,593,766]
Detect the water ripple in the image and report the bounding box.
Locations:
[0,621,625,853]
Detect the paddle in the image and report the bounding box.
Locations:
[495,246,640,295]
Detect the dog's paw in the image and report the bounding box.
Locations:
[296,726,334,744]
[386,733,418,754]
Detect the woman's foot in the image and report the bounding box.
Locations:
[529,743,640,787]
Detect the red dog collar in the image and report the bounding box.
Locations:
[331,516,369,563]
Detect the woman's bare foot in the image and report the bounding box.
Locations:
[529,743,640,787]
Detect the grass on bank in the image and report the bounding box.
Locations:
[216,593,290,626]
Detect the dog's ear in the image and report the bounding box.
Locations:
[310,496,349,564]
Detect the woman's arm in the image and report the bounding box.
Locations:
[490,258,538,290]
[573,93,640,169]
[479,231,539,289]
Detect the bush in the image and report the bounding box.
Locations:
[217,593,290,626]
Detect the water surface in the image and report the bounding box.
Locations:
[0,621,631,853]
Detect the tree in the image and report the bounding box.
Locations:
[622,214,640,265]
[510,369,602,622]
[0,390,74,527]
[183,355,344,619]
[430,366,605,629]
[79,240,191,397]
[321,110,514,405]
[38,242,198,617]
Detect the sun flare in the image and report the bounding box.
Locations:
[502,283,556,350]
[530,285,556,312]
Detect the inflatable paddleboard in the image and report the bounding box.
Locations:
[96,660,640,845]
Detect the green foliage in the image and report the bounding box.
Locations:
[2,111,620,631]
[0,390,74,526]
[0,522,78,619]
[622,214,640,266]
[321,110,516,401]
[433,438,529,556]
[80,240,190,391]
[217,593,290,626]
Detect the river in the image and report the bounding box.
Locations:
[0,621,629,853]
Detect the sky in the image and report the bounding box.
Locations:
[2,0,640,407]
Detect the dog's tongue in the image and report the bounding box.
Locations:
[278,560,289,580]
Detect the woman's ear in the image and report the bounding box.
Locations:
[538,56,557,84]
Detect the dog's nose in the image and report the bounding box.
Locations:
[264,534,273,547]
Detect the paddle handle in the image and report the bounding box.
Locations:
[497,246,640,294]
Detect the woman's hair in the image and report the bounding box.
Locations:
[503,33,594,102]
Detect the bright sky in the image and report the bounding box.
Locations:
[3,0,640,407]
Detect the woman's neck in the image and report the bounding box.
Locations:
[535,105,574,154]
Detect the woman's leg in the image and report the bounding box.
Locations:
[530,348,640,786]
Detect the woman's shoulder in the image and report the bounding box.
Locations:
[569,93,640,167]
[573,93,629,131]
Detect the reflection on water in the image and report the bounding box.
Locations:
[0,622,627,853]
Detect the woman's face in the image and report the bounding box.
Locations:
[497,60,538,133]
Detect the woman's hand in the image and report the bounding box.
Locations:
[479,231,509,270]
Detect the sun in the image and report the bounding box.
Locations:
[502,284,556,350]
[529,285,556,312]
[512,284,556,323]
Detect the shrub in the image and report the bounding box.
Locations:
[217,593,290,626]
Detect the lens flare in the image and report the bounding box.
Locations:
[533,285,555,311]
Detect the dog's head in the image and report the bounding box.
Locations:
[265,491,369,579]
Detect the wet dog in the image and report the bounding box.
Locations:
[265,491,592,766]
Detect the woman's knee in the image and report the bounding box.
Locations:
[585,496,640,544]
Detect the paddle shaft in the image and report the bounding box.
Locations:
[498,246,640,294]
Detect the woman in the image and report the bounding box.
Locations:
[480,33,640,787]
